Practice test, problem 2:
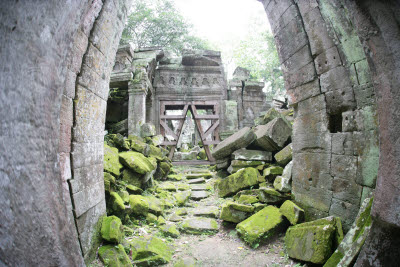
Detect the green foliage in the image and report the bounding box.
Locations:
[121,0,212,55]
[232,19,284,99]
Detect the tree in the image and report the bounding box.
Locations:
[121,0,212,55]
[232,20,285,99]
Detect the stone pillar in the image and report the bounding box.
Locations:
[128,83,148,136]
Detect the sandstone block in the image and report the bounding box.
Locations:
[101,216,124,244]
[273,176,292,192]
[217,167,259,197]
[227,160,265,174]
[236,206,285,246]
[279,200,304,225]
[211,127,256,160]
[119,151,156,174]
[98,244,130,267]
[253,118,292,152]
[129,236,173,266]
[220,201,254,223]
[274,143,292,166]
[140,123,156,137]
[180,218,219,234]
[104,144,122,177]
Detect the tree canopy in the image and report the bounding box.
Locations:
[232,20,285,99]
[121,0,212,55]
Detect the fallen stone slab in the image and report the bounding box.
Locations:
[231,148,272,161]
[158,182,177,192]
[180,218,219,234]
[187,178,206,184]
[227,159,265,174]
[185,173,213,179]
[190,190,209,200]
[274,143,292,166]
[217,167,259,197]
[263,166,284,181]
[104,144,122,177]
[285,216,344,264]
[220,201,254,223]
[160,223,180,238]
[253,118,292,152]
[98,244,131,267]
[212,127,256,160]
[236,206,285,246]
[324,197,373,267]
[279,200,304,225]
[192,206,220,218]
[129,236,173,266]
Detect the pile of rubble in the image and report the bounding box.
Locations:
[212,107,374,265]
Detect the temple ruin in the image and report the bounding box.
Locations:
[0,0,399,266]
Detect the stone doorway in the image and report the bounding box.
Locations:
[159,100,220,164]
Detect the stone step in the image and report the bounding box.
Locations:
[187,178,206,184]
[185,173,213,179]
[192,206,219,218]
[190,184,210,191]
[190,191,209,200]
[180,218,219,234]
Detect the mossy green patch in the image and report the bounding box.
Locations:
[220,201,254,223]
[217,167,259,197]
[237,194,259,204]
[101,216,124,244]
[129,236,173,266]
[122,169,143,188]
[104,172,116,193]
[119,151,156,174]
[236,206,284,247]
[98,244,131,267]
[279,200,304,225]
[110,192,126,212]
[160,224,180,238]
[129,195,149,216]
[126,184,143,194]
[104,144,122,177]
[174,191,191,206]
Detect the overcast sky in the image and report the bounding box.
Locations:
[173,0,270,44]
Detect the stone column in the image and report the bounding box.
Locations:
[128,83,148,136]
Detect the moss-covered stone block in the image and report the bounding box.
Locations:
[160,224,180,238]
[129,236,173,266]
[104,144,122,177]
[217,167,259,197]
[227,160,265,174]
[274,144,292,166]
[113,133,130,151]
[129,195,149,216]
[119,151,156,174]
[126,184,143,194]
[279,200,304,225]
[236,206,285,246]
[324,197,373,267]
[263,166,284,179]
[104,172,116,193]
[101,216,124,244]
[122,169,143,188]
[220,201,254,223]
[180,218,219,234]
[237,194,259,204]
[110,192,126,213]
[273,176,291,193]
[128,138,148,154]
[146,213,158,224]
[234,188,289,204]
[145,145,164,160]
[174,191,191,206]
[98,244,131,267]
[285,224,335,264]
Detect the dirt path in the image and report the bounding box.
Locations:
[164,165,299,267]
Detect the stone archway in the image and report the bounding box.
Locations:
[1,0,399,265]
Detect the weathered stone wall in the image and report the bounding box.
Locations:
[0,0,130,265]
[258,0,379,231]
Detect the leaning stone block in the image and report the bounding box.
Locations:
[231,148,272,161]
[220,201,254,223]
[227,160,265,174]
[101,216,124,244]
[274,143,293,166]
[324,197,373,267]
[279,200,304,225]
[217,167,259,197]
[253,118,292,152]
[212,127,256,160]
[236,206,285,246]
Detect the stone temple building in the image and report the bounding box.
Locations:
[0,0,399,266]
